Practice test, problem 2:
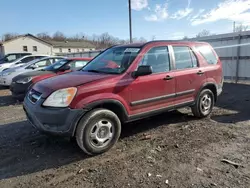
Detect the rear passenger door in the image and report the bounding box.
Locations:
[170,45,206,105]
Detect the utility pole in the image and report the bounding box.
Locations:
[128,0,133,43]
[233,21,236,32]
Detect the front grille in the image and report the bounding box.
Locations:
[28,89,42,104]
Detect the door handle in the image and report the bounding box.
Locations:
[197,70,204,75]
[163,75,174,80]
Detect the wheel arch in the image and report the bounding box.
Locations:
[197,82,217,102]
[72,99,129,137]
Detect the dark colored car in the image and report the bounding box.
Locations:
[10,57,92,100]
[23,41,223,155]
[0,53,32,64]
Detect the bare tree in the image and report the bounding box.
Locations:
[1,32,19,42]
[53,31,66,41]
[235,24,248,32]
[183,36,189,40]
[36,32,51,40]
[151,35,156,41]
[196,29,211,38]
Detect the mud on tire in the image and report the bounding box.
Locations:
[191,89,215,118]
[76,108,121,155]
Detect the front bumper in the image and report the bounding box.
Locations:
[23,95,86,136]
[10,81,32,100]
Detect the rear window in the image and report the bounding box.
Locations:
[196,45,218,65]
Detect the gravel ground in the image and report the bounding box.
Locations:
[0,82,249,188]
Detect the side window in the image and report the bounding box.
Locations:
[196,45,218,64]
[35,59,52,67]
[19,57,34,64]
[139,46,170,73]
[69,60,89,69]
[6,55,17,61]
[173,46,197,70]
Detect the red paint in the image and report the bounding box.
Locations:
[33,41,223,117]
[31,57,92,86]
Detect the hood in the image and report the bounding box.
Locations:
[33,71,115,98]
[12,70,54,82]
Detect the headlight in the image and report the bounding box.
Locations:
[43,87,77,107]
[2,72,13,76]
[16,77,33,84]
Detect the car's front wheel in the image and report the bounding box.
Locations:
[76,108,121,155]
[191,89,214,118]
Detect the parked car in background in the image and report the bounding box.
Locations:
[23,41,223,155]
[0,53,32,64]
[0,56,64,86]
[0,54,48,72]
[11,57,92,100]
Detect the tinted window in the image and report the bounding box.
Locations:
[139,46,170,73]
[44,59,68,71]
[19,57,34,64]
[173,46,197,70]
[196,45,218,64]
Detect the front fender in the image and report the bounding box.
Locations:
[70,93,130,114]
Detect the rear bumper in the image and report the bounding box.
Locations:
[0,76,11,86]
[23,96,86,136]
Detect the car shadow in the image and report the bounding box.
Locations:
[0,95,19,107]
[211,82,250,124]
[0,121,87,180]
[0,110,193,180]
[0,86,9,90]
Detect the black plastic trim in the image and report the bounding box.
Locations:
[131,89,195,106]
[127,100,195,122]
[130,93,175,106]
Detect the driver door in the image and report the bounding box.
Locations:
[129,46,176,115]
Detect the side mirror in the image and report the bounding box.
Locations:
[59,65,70,71]
[132,65,152,78]
[30,64,38,69]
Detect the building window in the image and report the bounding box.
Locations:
[68,49,71,53]
[33,46,37,52]
[23,46,28,52]
[59,48,62,53]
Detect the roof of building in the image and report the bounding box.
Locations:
[0,33,96,49]
[48,40,95,48]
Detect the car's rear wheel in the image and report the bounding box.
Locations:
[76,108,121,155]
[191,89,214,118]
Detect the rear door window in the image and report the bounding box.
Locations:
[196,45,218,64]
[173,46,198,70]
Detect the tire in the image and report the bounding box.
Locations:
[76,108,121,155]
[191,89,214,118]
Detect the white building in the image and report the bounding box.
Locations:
[0,34,96,56]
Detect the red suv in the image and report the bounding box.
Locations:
[23,41,223,155]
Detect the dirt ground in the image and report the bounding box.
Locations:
[0,82,249,188]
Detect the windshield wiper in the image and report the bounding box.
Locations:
[86,69,103,73]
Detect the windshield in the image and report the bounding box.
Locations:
[44,59,68,71]
[82,47,141,74]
